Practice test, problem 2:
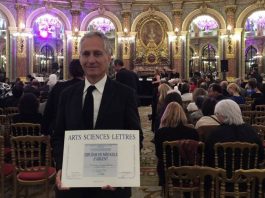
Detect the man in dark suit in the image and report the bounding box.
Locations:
[42,59,84,135]
[53,32,143,198]
[114,59,139,93]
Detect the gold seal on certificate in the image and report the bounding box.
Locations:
[61,130,140,188]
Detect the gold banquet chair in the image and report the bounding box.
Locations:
[165,166,226,198]
[255,105,265,112]
[234,169,265,198]
[11,123,41,136]
[0,136,14,198]
[163,140,205,197]
[11,136,56,198]
[214,142,259,197]
[4,107,19,115]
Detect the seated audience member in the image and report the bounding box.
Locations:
[154,102,199,187]
[24,79,40,97]
[189,78,197,93]
[154,91,183,133]
[208,83,226,101]
[220,80,230,97]
[187,88,207,112]
[156,83,172,116]
[245,78,263,99]
[227,83,245,104]
[47,74,58,91]
[4,85,23,107]
[13,93,43,126]
[195,97,220,129]
[205,99,264,167]
[234,78,246,97]
[189,95,205,125]
[199,81,208,91]
[180,82,192,101]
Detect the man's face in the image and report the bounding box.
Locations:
[79,36,111,83]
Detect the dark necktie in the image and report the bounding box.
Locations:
[83,85,96,129]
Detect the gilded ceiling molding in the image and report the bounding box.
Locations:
[0,2,16,27]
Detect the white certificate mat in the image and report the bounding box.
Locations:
[61,130,140,187]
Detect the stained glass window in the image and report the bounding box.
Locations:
[87,17,115,36]
[33,14,64,39]
[190,15,218,32]
[0,12,7,38]
[245,11,265,33]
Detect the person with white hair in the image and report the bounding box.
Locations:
[205,99,264,166]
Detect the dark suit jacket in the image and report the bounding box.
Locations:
[53,77,143,169]
[116,68,139,93]
[53,78,143,197]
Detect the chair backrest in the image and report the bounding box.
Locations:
[165,166,226,198]
[239,104,252,112]
[241,111,265,125]
[255,105,265,112]
[11,123,41,136]
[252,124,265,142]
[214,142,259,179]
[197,125,218,142]
[234,169,265,198]
[11,136,52,172]
[4,107,19,115]
[163,140,205,169]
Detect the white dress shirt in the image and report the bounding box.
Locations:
[83,75,107,127]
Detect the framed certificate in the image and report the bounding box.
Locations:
[61,130,140,188]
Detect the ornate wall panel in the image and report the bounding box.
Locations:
[134,15,169,72]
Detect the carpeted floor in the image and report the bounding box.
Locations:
[5,106,162,198]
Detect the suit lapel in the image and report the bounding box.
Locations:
[95,78,114,128]
[74,81,85,128]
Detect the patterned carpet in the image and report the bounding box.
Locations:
[5,106,162,198]
[132,106,162,198]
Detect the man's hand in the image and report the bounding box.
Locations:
[56,170,70,190]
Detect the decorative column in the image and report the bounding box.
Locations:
[172,9,183,75]
[15,3,28,78]
[70,10,81,60]
[225,5,237,78]
[121,6,132,69]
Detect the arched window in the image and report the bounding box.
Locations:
[0,12,7,81]
[39,45,54,73]
[201,44,216,73]
[245,45,257,75]
[189,15,219,38]
[87,17,116,56]
[33,14,64,76]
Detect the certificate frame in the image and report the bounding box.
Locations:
[61,130,140,188]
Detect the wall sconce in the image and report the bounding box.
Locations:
[13,23,33,57]
[72,27,81,56]
[226,25,233,54]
